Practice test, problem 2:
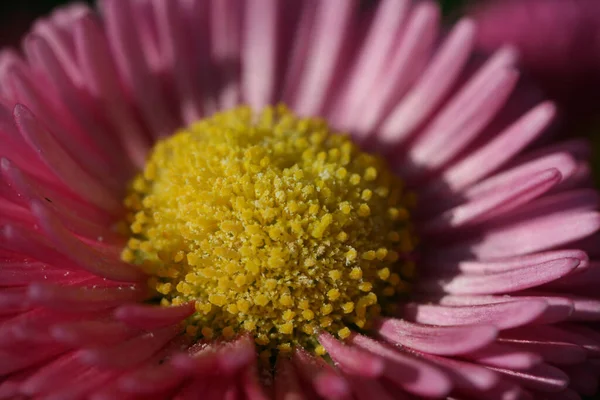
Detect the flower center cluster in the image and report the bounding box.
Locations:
[121,105,416,355]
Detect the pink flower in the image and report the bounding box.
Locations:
[0,1,599,399]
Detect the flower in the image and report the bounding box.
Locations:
[1,0,599,399]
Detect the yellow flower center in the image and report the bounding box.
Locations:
[121,105,416,355]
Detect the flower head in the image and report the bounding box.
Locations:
[1,0,599,399]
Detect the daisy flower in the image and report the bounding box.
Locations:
[1,0,599,399]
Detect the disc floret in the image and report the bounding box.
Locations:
[122,105,416,354]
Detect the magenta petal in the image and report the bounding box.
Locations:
[172,379,208,400]
[42,369,116,400]
[0,287,33,315]
[424,249,588,274]
[14,104,122,213]
[28,282,148,311]
[414,350,500,392]
[344,373,398,400]
[102,0,178,138]
[117,361,188,395]
[405,55,519,175]
[488,363,570,393]
[274,356,307,400]
[463,342,543,370]
[241,0,278,110]
[376,318,497,355]
[544,261,600,291]
[428,101,556,193]
[21,352,85,395]
[74,14,150,168]
[502,325,600,358]
[0,341,67,376]
[292,347,351,400]
[289,1,355,117]
[24,34,130,182]
[418,257,579,295]
[422,168,562,234]
[79,325,180,368]
[50,319,137,347]
[318,332,384,377]
[402,300,548,329]
[241,363,270,400]
[114,302,195,329]
[331,0,411,132]
[0,365,37,399]
[350,2,439,139]
[172,335,256,375]
[379,18,476,144]
[495,337,587,366]
[438,293,573,325]
[350,334,452,398]
[31,200,147,282]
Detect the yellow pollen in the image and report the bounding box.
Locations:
[121,105,415,354]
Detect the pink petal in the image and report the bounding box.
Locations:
[423,249,587,274]
[209,0,242,110]
[351,1,438,138]
[102,0,178,138]
[74,14,150,168]
[114,302,195,329]
[495,337,587,366]
[292,347,351,400]
[438,294,573,325]
[241,0,278,110]
[31,200,147,282]
[427,101,556,194]
[24,35,130,182]
[240,364,271,400]
[402,300,548,329]
[331,0,411,130]
[274,356,307,400]
[404,49,518,175]
[488,363,569,393]
[117,360,188,395]
[379,18,475,144]
[289,0,355,116]
[317,332,384,377]
[414,350,500,392]
[417,257,579,295]
[350,334,452,398]
[51,319,137,347]
[421,168,562,234]
[344,374,397,400]
[376,318,497,355]
[463,342,543,370]
[502,325,600,357]
[79,325,180,368]
[28,282,147,311]
[0,341,67,376]
[172,335,256,376]
[14,105,121,213]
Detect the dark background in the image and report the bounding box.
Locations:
[0,0,89,47]
[0,0,471,47]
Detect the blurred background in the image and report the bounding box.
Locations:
[0,0,471,47]
[0,0,90,47]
